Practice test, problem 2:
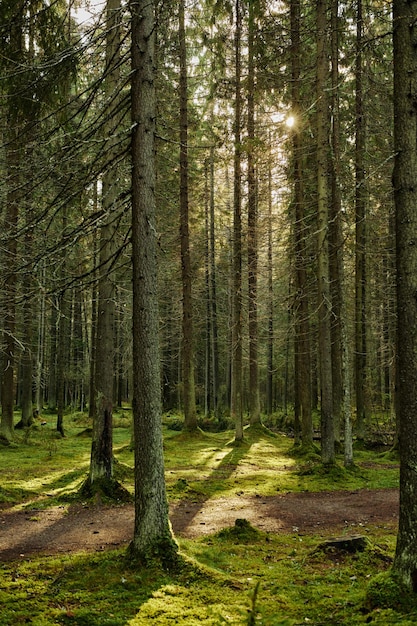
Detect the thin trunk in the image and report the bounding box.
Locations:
[204,159,211,417]
[56,290,69,437]
[209,147,220,416]
[179,0,197,432]
[266,145,274,416]
[47,299,58,412]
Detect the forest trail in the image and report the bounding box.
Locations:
[0,488,398,562]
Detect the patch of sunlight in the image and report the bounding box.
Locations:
[128,583,244,625]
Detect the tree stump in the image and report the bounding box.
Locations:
[315,534,369,554]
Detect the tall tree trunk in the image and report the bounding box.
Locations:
[0,0,26,444]
[266,142,274,416]
[0,127,20,443]
[231,0,244,441]
[355,0,367,441]
[88,0,120,488]
[88,221,98,419]
[392,0,417,589]
[179,0,197,432]
[316,0,334,464]
[129,0,177,564]
[329,0,353,465]
[329,0,342,448]
[291,0,312,448]
[209,147,220,416]
[247,0,260,425]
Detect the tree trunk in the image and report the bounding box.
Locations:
[266,142,274,416]
[392,0,417,590]
[56,290,69,437]
[209,147,220,416]
[0,127,20,443]
[291,0,312,448]
[47,298,58,412]
[316,0,334,464]
[231,0,244,441]
[129,0,177,565]
[179,0,197,432]
[355,0,367,441]
[88,0,121,488]
[247,0,260,426]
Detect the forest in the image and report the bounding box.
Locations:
[2,0,417,623]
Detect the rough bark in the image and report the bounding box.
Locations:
[247,0,260,426]
[291,0,312,448]
[392,0,417,590]
[179,0,197,432]
[231,0,244,441]
[316,0,334,464]
[355,0,367,441]
[129,0,177,566]
[88,0,121,488]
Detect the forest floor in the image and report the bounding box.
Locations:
[0,487,399,562]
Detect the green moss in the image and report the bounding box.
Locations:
[216,519,261,543]
[366,571,416,611]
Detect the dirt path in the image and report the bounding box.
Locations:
[0,488,399,562]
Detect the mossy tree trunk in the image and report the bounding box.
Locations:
[392,0,417,590]
[129,0,177,566]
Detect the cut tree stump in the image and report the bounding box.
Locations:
[315,534,369,554]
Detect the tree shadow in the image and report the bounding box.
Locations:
[169,427,267,536]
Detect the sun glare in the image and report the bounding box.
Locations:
[286,115,296,129]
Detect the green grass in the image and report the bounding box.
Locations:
[0,411,410,625]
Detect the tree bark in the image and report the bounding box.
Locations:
[179,0,197,432]
[392,0,417,589]
[231,0,244,441]
[355,0,367,441]
[129,0,177,565]
[316,0,334,464]
[88,0,121,488]
[291,0,312,448]
[247,0,260,426]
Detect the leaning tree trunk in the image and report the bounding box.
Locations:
[129,0,177,566]
[392,0,417,590]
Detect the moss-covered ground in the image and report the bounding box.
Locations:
[0,410,412,625]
